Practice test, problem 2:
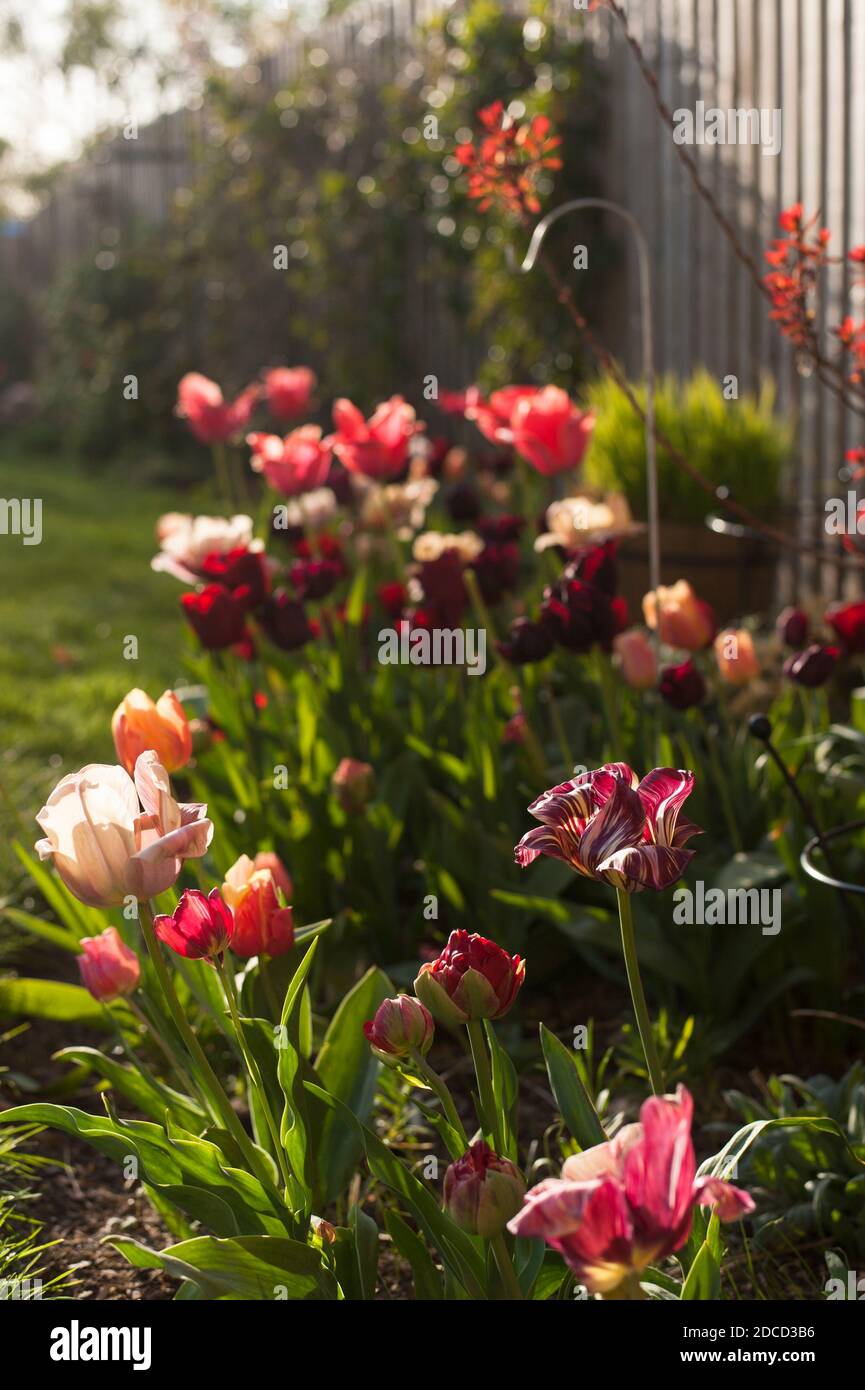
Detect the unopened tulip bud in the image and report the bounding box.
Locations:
[363,995,434,1064]
[414,930,525,1026]
[444,1141,526,1238]
[78,927,140,1002]
[331,758,374,813]
[777,606,809,648]
[111,688,192,774]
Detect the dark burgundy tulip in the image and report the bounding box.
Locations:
[562,539,619,597]
[498,616,554,664]
[783,644,839,687]
[540,577,620,653]
[445,482,483,523]
[659,659,706,710]
[377,581,407,619]
[470,541,521,604]
[825,600,865,653]
[477,514,526,543]
[259,590,314,651]
[776,606,809,648]
[289,557,342,601]
[418,551,469,628]
[181,583,250,649]
[201,545,271,611]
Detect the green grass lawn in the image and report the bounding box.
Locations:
[0,449,211,927]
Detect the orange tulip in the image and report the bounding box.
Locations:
[714,629,760,685]
[642,581,716,651]
[111,689,192,775]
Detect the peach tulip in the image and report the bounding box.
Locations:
[642,580,716,651]
[35,753,212,908]
[714,629,760,685]
[112,688,192,775]
[613,629,658,690]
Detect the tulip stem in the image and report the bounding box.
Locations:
[491,1231,525,1301]
[466,1019,504,1153]
[595,650,622,753]
[217,959,295,1197]
[615,889,664,1096]
[137,903,277,1193]
[409,1050,468,1152]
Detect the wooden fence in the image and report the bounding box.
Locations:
[4,0,863,600]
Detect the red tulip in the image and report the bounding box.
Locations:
[200,546,271,610]
[222,855,294,958]
[78,927,140,1002]
[262,366,316,422]
[414,930,525,1026]
[660,659,706,710]
[330,396,420,479]
[154,888,234,963]
[247,426,331,495]
[509,387,595,476]
[251,851,293,903]
[181,584,250,649]
[515,763,701,893]
[363,995,434,1063]
[176,373,258,445]
[444,1141,526,1238]
[826,600,865,653]
[783,644,839,687]
[508,1085,754,1296]
[465,385,539,446]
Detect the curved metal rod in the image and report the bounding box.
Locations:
[507,198,660,605]
[801,818,865,896]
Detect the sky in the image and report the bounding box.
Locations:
[0,0,321,213]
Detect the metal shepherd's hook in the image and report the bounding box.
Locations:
[507,198,661,622]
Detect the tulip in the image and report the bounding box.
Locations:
[777,606,809,648]
[509,387,595,476]
[564,540,619,596]
[414,930,525,1026]
[251,850,293,902]
[259,591,315,651]
[470,541,521,604]
[535,493,633,553]
[613,629,657,690]
[176,373,258,445]
[181,583,250,649]
[154,887,234,963]
[464,385,538,445]
[151,513,255,585]
[826,599,865,653]
[714,628,760,686]
[515,763,701,893]
[783,644,839,687]
[444,1141,526,1238]
[35,754,212,908]
[200,546,271,610]
[378,581,408,618]
[540,577,622,654]
[330,396,420,479]
[222,855,294,959]
[262,366,316,422]
[497,617,553,665]
[331,758,374,813]
[78,927,140,1002]
[111,688,192,775]
[363,995,434,1064]
[247,426,331,495]
[660,659,706,710]
[289,558,342,601]
[642,580,716,651]
[508,1086,754,1297]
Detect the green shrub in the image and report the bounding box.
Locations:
[582,370,789,525]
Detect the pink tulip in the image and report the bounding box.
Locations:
[154,888,234,963]
[251,851,293,902]
[176,373,258,445]
[247,427,331,496]
[515,763,701,893]
[78,927,140,1002]
[363,995,434,1063]
[509,387,595,476]
[35,753,212,908]
[714,628,760,685]
[330,396,421,479]
[263,366,316,422]
[613,629,658,691]
[465,385,539,445]
[508,1085,754,1296]
[642,581,716,651]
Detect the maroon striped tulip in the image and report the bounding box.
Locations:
[414,930,525,1026]
[508,1086,753,1296]
[515,763,701,893]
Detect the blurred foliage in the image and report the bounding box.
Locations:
[33,0,610,466]
[583,370,789,525]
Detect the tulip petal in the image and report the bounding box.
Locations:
[692,1176,756,1221]
[578,777,645,875]
[597,842,696,892]
[635,768,698,847]
[125,817,212,899]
